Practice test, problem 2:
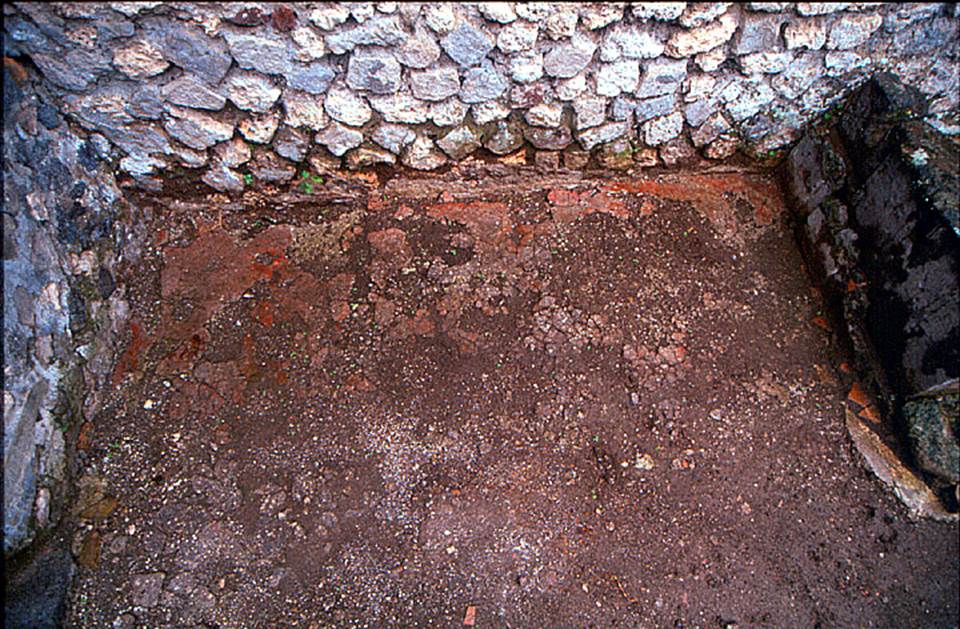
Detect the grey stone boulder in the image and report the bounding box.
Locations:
[437,124,482,160]
[544,36,597,78]
[905,383,959,484]
[524,125,573,150]
[485,119,525,155]
[316,122,364,156]
[325,14,407,54]
[286,62,336,95]
[202,164,245,193]
[152,21,231,84]
[222,29,290,75]
[274,127,310,162]
[163,107,234,151]
[161,75,226,111]
[324,88,372,127]
[372,124,416,154]
[441,23,495,67]
[225,71,281,113]
[410,66,461,101]
[578,121,630,150]
[402,135,449,170]
[346,49,402,94]
[398,27,442,68]
[460,61,508,104]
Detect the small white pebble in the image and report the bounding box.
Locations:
[143,399,155,410]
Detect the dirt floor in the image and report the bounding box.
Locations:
[64,161,958,628]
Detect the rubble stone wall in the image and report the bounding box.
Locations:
[3,59,143,557]
[3,2,958,192]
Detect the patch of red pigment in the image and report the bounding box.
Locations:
[112,321,150,385]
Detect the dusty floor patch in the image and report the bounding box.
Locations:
[66,165,958,627]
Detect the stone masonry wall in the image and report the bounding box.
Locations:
[4,58,143,558]
[3,2,958,193]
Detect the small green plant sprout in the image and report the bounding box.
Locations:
[243,172,253,186]
[297,170,325,194]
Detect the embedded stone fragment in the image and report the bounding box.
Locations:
[442,23,495,68]
[497,21,539,53]
[515,3,551,21]
[632,3,687,21]
[213,137,251,167]
[346,50,402,94]
[735,14,784,54]
[824,51,869,77]
[478,3,517,23]
[112,40,168,79]
[286,63,336,95]
[274,127,310,162]
[771,53,821,98]
[460,61,508,103]
[410,66,461,101]
[238,112,281,143]
[597,59,640,97]
[283,90,329,131]
[161,75,226,111]
[372,124,416,154]
[424,4,458,34]
[164,107,234,150]
[222,30,289,75]
[158,21,232,84]
[579,3,625,30]
[525,102,564,128]
[684,74,716,102]
[316,122,364,156]
[690,111,732,146]
[346,147,396,169]
[574,98,608,130]
[827,14,882,50]
[437,124,481,159]
[600,25,665,62]
[665,13,737,57]
[509,52,544,83]
[309,4,350,30]
[524,125,573,150]
[324,88,372,126]
[398,27,441,68]
[544,9,579,40]
[324,15,407,54]
[635,94,678,123]
[402,135,448,169]
[130,573,166,608]
[291,27,326,61]
[797,3,849,15]
[430,99,466,127]
[544,36,597,78]
[747,2,789,10]
[225,71,281,112]
[471,101,511,124]
[740,51,794,74]
[578,120,630,150]
[643,112,684,146]
[555,73,588,101]
[720,77,776,121]
[784,19,827,50]
[695,47,726,71]
[484,119,524,154]
[680,3,733,28]
[368,92,431,123]
[636,58,689,98]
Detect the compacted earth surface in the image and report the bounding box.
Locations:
[65,161,958,628]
